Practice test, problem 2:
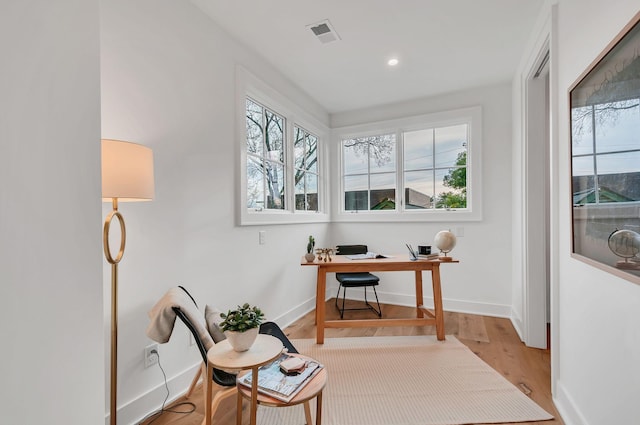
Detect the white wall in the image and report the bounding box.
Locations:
[0,1,104,424]
[100,1,330,423]
[330,84,514,317]
[510,0,555,348]
[553,1,640,424]
[101,2,516,419]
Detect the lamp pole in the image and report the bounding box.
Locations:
[104,198,125,425]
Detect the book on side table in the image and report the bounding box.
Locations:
[237,353,323,402]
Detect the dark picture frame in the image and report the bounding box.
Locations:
[569,11,640,284]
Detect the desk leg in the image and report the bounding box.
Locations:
[250,367,258,425]
[316,268,326,344]
[432,264,445,341]
[316,391,323,425]
[415,270,424,318]
[205,364,213,425]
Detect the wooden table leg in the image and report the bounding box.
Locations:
[205,364,213,425]
[316,391,323,425]
[431,264,445,341]
[236,387,242,425]
[315,268,322,325]
[415,270,424,318]
[316,269,326,344]
[250,367,259,425]
[303,401,312,425]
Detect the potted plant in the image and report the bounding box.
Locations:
[305,235,316,262]
[220,303,265,352]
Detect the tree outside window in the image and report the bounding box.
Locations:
[404,125,467,210]
[341,124,468,212]
[294,126,319,211]
[342,134,396,211]
[246,98,285,210]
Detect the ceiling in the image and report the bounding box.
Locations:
[191,0,545,114]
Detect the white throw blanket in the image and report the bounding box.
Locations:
[146,287,214,352]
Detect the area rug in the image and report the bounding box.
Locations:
[256,335,553,425]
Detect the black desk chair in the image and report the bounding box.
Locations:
[171,286,298,422]
[335,245,382,319]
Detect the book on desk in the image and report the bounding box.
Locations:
[237,353,323,402]
[345,252,392,260]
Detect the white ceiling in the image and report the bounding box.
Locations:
[192,0,545,114]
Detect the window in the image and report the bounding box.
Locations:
[294,126,319,212]
[335,106,481,222]
[246,98,286,210]
[343,134,397,211]
[238,67,328,225]
[403,125,468,210]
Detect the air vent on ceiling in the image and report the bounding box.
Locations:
[307,19,341,44]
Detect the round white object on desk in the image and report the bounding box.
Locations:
[434,230,457,255]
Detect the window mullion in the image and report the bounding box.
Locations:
[397,129,404,210]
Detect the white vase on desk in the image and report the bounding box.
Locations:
[305,253,316,262]
[225,327,259,352]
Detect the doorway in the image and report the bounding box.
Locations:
[523,46,551,349]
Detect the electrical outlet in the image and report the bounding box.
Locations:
[144,343,159,368]
[259,230,266,245]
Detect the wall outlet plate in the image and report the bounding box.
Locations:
[144,343,159,368]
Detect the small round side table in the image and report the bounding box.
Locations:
[237,354,327,425]
[205,334,283,425]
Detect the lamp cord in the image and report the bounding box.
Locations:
[138,350,196,424]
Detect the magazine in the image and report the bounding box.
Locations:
[237,353,323,402]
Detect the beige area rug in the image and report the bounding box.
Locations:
[256,335,553,425]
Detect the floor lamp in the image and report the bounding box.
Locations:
[102,139,155,425]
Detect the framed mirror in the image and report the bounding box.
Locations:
[570,12,640,283]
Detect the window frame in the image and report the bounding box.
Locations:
[331,106,483,222]
[237,67,330,226]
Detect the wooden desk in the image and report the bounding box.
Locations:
[237,354,327,425]
[205,335,283,425]
[301,254,458,344]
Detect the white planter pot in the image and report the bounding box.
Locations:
[224,327,259,352]
[305,253,316,262]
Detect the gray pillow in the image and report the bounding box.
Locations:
[204,305,226,343]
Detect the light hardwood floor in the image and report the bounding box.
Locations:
[141,300,562,425]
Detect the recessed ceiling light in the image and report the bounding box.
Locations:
[387,58,399,66]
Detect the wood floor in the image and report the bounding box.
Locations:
[141,300,563,425]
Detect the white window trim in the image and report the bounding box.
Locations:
[331,106,483,222]
[236,67,330,226]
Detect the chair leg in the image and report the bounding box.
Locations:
[362,286,382,317]
[371,286,382,317]
[200,386,237,425]
[341,286,347,319]
[186,365,202,399]
[337,284,383,319]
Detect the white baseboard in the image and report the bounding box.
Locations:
[107,362,201,425]
[270,296,319,329]
[554,380,589,425]
[333,286,511,318]
[510,308,525,341]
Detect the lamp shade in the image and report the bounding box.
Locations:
[101,139,154,201]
